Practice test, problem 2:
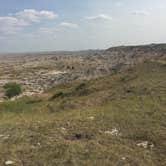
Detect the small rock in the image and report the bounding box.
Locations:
[60,127,67,134]
[61,127,66,131]
[104,128,120,136]
[37,142,41,146]
[137,141,148,149]
[5,161,14,165]
[122,157,126,160]
[104,131,112,134]
[0,134,4,138]
[87,116,95,120]
[3,135,10,140]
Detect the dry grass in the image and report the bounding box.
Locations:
[0,61,165,166]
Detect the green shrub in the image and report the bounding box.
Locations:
[3,82,22,98]
[75,83,86,91]
[49,92,64,101]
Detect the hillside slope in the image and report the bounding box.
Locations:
[0,44,166,97]
[0,60,165,166]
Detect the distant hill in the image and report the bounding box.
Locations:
[106,43,166,59]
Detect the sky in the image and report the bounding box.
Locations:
[0,0,166,53]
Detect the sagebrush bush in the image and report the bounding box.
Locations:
[3,82,22,98]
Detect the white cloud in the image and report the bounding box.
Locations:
[0,9,58,35]
[0,16,19,26]
[0,16,28,35]
[131,10,150,16]
[59,22,79,29]
[15,9,58,23]
[85,14,112,21]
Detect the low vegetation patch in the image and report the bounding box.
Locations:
[3,82,22,99]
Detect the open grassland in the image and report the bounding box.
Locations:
[0,61,165,166]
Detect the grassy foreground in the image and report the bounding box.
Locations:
[0,61,165,166]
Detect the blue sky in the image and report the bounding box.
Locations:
[0,0,166,52]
